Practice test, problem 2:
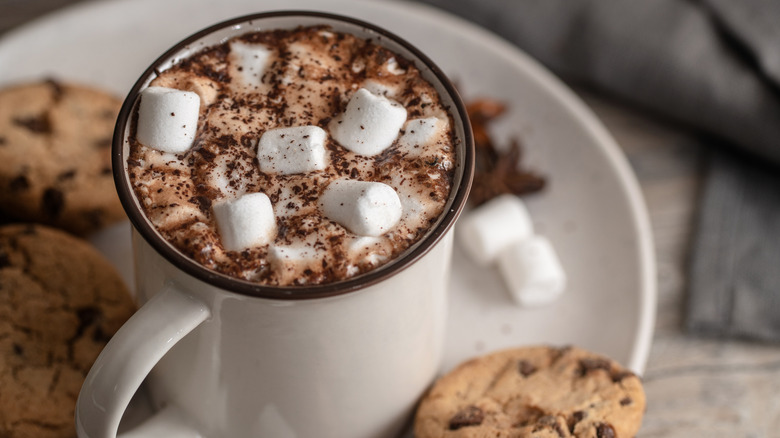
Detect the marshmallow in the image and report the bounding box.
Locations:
[229,41,272,87]
[329,88,407,156]
[361,80,396,98]
[268,243,317,265]
[385,57,406,75]
[497,236,566,307]
[212,192,276,251]
[347,236,387,265]
[344,237,390,276]
[136,86,201,154]
[398,117,444,154]
[319,179,402,236]
[257,126,328,175]
[456,194,534,266]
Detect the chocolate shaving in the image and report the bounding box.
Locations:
[190,195,213,215]
[466,98,546,206]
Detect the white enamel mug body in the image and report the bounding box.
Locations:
[75,11,474,438]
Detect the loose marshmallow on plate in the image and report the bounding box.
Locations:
[213,192,276,251]
[319,179,402,237]
[137,86,201,154]
[257,126,328,175]
[456,194,534,266]
[497,235,566,307]
[229,41,272,88]
[329,88,407,156]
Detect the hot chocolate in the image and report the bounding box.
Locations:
[127,25,457,286]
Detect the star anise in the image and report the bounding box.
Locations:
[466,98,546,206]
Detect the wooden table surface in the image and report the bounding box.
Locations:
[3,1,779,437]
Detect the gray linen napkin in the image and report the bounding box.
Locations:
[416,0,780,340]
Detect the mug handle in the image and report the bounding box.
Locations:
[75,285,211,438]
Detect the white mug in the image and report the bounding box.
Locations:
[75,11,474,438]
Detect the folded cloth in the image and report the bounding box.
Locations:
[689,148,780,341]
[416,0,780,340]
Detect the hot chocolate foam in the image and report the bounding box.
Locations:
[127,26,456,285]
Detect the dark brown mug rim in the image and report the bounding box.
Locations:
[113,10,474,300]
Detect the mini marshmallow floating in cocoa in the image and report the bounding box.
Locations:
[136,86,200,154]
[319,179,403,237]
[256,126,328,175]
[329,87,408,156]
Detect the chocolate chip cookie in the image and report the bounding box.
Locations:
[0,224,136,438]
[0,80,125,235]
[415,346,645,438]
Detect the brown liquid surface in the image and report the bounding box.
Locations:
[128,26,456,285]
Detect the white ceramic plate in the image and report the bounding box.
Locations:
[0,0,655,395]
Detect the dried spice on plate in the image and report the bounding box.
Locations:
[466,98,546,206]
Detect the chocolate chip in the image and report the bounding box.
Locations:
[0,136,6,146]
[596,423,615,438]
[42,187,65,218]
[518,360,537,377]
[611,370,636,383]
[46,78,64,102]
[567,411,587,433]
[578,357,612,377]
[94,138,112,148]
[620,397,632,406]
[85,209,105,229]
[0,250,9,268]
[449,406,484,430]
[101,166,112,176]
[75,307,102,338]
[535,415,566,437]
[57,169,77,182]
[12,343,23,356]
[549,345,572,364]
[9,175,30,191]
[92,325,111,343]
[13,114,52,134]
